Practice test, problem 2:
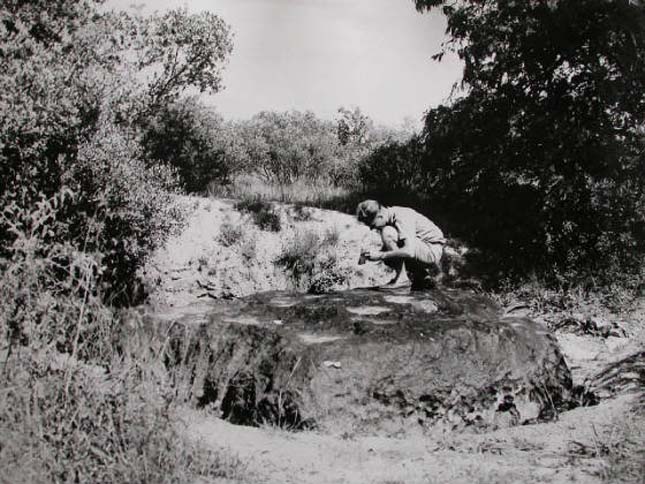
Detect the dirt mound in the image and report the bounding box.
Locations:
[163,287,575,436]
[142,196,391,307]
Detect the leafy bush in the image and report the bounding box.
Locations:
[218,221,245,247]
[213,109,414,194]
[62,122,187,304]
[141,97,234,193]
[358,136,428,208]
[274,228,349,293]
[235,195,282,232]
[0,2,240,481]
[0,192,246,484]
[0,1,232,302]
[238,110,342,186]
[406,0,645,289]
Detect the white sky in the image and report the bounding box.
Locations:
[107,0,462,127]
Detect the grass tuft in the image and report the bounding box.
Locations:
[235,194,282,232]
[219,221,245,247]
[274,228,349,293]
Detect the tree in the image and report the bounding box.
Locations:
[141,97,232,192]
[241,110,341,185]
[0,0,233,299]
[133,8,233,113]
[336,106,373,146]
[412,0,645,284]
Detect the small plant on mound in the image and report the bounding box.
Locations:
[323,224,341,246]
[218,220,245,247]
[308,254,350,294]
[235,195,282,232]
[292,203,315,222]
[275,228,349,293]
[239,234,257,262]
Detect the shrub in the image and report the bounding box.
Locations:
[0,3,240,480]
[308,255,350,295]
[274,228,348,293]
[235,195,282,232]
[292,203,314,222]
[58,121,187,304]
[239,235,257,262]
[0,197,246,484]
[0,1,229,302]
[409,0,645,289]
[218,221,245,247]
[141,97,233,193]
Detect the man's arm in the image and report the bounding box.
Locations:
[370,241,414,261]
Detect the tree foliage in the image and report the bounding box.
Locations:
[141,97,233,192]
[0,3,240,480]
[0,0,233,299]
[212,108,414,190]
[133,8,233,111]
[408,0,645,285]
[337,106,374,146]
[242,110,342,185]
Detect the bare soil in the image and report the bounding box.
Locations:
[145,196,645,484]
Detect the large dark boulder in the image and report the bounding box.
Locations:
[162,288,573,435]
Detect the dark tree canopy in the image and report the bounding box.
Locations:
[404,0,645,285]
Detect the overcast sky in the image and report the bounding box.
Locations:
[108,0,462,127]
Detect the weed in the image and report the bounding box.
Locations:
[197,255,209,272]
[291,203,315,222]
[0,191,249,484]
[235,194,282,232]
[599,412,645,483]
[240,235,257,262]
[219,221,245,247]
[274,228,349,293]
[322,224,341,247]
[255,207,282,232]
[274,229,320,287]
[308,255,350,294]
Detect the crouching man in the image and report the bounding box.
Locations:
[356,199,446,289]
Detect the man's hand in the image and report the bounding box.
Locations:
[364,250,383,262]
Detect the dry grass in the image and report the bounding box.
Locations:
[598,411,645,483]
[274,227,350,293]
[0,193,250,484]
[234,194,282,232]
[209,173,357,209]
[218,220,246,247]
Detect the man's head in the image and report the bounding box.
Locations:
[356,199,387,229]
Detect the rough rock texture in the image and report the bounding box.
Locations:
[161,287,573,436]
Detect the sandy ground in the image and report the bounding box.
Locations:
[184,393,640,484]
[145,196,645,484]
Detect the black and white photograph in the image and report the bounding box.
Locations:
[1,0,644,482]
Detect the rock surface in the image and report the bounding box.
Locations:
[161,287,574,436]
